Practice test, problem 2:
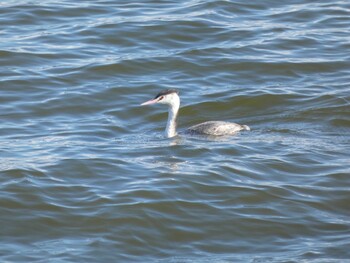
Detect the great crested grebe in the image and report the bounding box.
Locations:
[141,89,250,138]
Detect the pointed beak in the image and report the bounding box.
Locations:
[140,98,158,106]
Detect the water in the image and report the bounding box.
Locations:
[1,1,350,262]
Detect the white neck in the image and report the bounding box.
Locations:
[165,97,180,138]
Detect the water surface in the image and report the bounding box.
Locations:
[1,1,350,262]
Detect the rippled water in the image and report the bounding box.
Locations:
[1,1,350,262]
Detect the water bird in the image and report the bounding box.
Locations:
[141,89,250,138]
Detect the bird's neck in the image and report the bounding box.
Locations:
[165,100,180,138]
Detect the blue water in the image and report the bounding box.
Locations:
[1,1,349,262]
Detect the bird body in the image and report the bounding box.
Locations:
[141,89,250,138]
[186,121,250,136]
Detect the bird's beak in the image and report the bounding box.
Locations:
[140,98,158,106]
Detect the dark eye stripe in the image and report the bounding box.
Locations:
[154,89,179,99]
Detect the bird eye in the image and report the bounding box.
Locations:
[158,96,164,101]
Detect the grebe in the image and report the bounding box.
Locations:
[141,89,250,138]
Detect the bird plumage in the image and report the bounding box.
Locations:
[141,89,249,138]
